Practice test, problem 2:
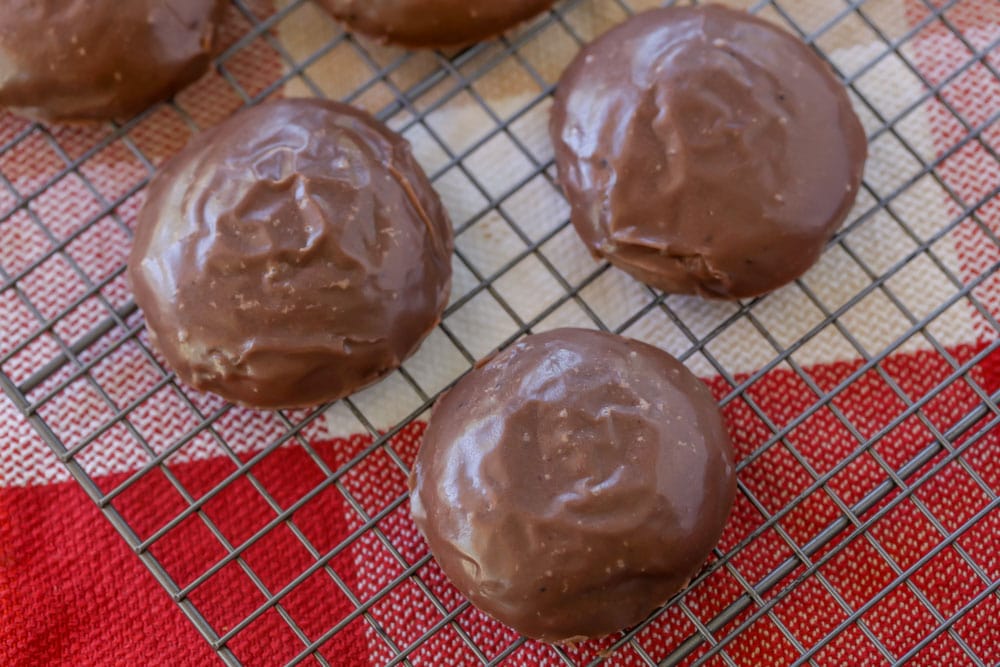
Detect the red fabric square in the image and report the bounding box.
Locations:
[951,591,1000,665]
[862,586,942,659]
[128,106,196,169]
[366,577,446,661]
[279,566,357,641]
[821,536,897,612]
[867,497,943,571]
[77,140,150,206]
[226,607,310,667]
[243,524,320,593]
[290,482,357,557]
[814,623,889,667]
[250,443,330,510]
[147,509,229,590]
[773,575,851,652]
[341,446,412,520]
[0,131,66,198]
[329,527,407,605]
[909,546,989,619]
[187,559,269,639]
[728,526,797,590]
[740,441,816,515]
[955,507,998,580]
[453,603,523,662]
[724,613,800,667]
[0,209,50,277]
[405,623,487,666]
[780,489,844,548]
[201,475,278,548]
[908,632,981,667]
[915,459,992,531]
[109,464,193,543]
[633,604,703,663]
[683,566,746,626]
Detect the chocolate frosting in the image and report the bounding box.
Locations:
[551,5,867,299]
[410,328,736,642]
[316,0,557,48]
[0,0,224,123]
[129,98,453,409]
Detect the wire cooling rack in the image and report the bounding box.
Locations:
[1,0,998,665]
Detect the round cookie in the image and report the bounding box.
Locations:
[410,328,736,642]
[550,6,867,299]
[316,0,557,48]
[129,98,454,409]
[0,0,225,123]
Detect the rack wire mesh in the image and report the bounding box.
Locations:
[1,0,998,665]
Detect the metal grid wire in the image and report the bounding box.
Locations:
[1,0,998,664]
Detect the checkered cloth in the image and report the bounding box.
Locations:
[1,0,998,665]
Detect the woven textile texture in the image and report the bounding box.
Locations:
[1,0,998,665]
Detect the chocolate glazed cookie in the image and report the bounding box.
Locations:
[551,6,867,299]
[316,0,557,48]
[411,328,736,642]
[129,98,454,409]
[0,0,224,122]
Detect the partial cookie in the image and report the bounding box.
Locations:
[551,6,867,299]
[129,98,454,409]
[0,0,225,122]
[410,328,736,642]
[316,0,556,48]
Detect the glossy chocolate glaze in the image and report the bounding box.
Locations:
[410,328,736,642]
[0,0,224,123]
[316,0,557,48]
[129,98,453,409]
[551,5,867,299]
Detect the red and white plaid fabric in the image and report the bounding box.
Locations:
[1,1,997,665]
